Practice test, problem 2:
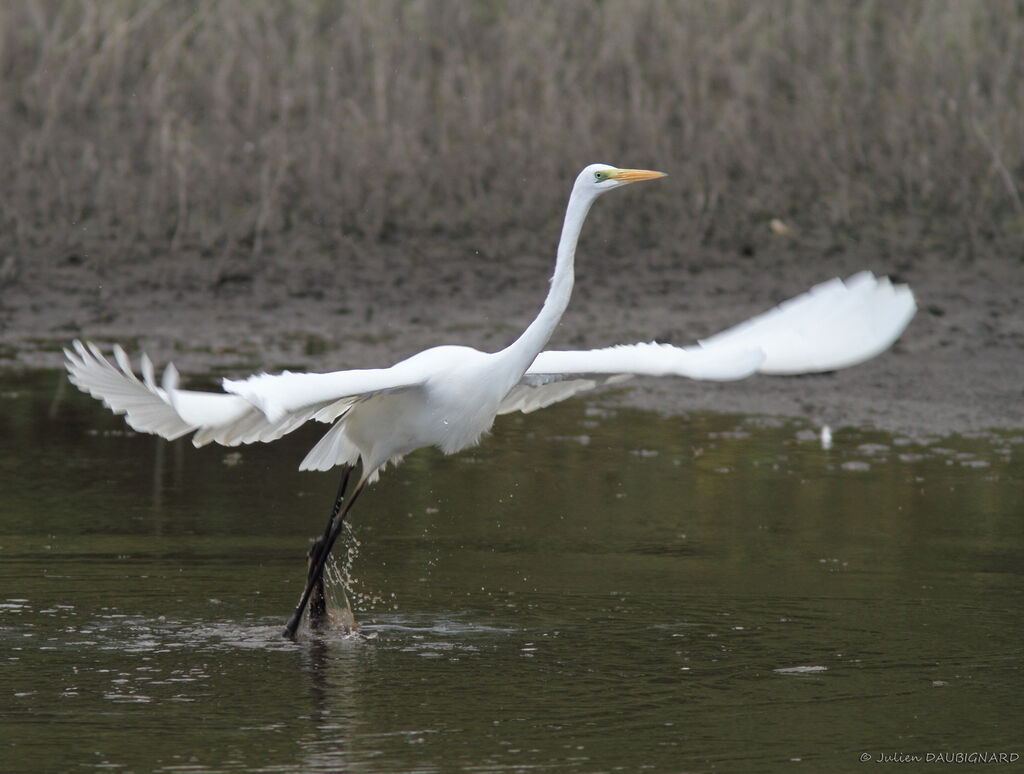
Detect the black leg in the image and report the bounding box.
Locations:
[307,464,352,572]
[304,465,353,630]
[306,544,328,630]
[283,474,366,639]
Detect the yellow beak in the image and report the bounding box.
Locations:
[610,168,667,183]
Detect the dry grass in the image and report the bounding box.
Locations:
[0,0,1021,273]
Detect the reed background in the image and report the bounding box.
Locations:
[1,0,1021,280]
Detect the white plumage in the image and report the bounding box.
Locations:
[65,270,914,474]
[698,271,915,375]
[63,163,916,636]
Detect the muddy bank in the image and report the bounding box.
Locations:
[3,232,1021,439]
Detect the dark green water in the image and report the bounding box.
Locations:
[2,371,1022,772]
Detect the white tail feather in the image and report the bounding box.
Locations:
[299,419,361,472]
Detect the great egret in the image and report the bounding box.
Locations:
[65,164,916,638]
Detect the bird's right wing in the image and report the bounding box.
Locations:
[697,271,916,375]
[499,342,766,414]
[500,272,915,414]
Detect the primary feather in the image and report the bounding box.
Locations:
[698,271,916,375]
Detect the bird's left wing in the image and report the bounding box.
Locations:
[499,342,765,414]
[65,340,255,441]
[64,340,430,448]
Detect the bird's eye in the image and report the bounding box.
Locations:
[594,170,606,181]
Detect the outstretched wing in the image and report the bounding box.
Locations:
[500,272,916,414]
[499,342,765,414]
[64,341,252,441]
[699,271,916,375]
[66,273,915,448]
[64,340,430,448]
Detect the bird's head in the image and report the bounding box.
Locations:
[576,163,666,197]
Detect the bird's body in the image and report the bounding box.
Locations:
[323,344,505,472]
[64,163,917,637]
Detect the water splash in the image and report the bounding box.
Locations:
[313,522,391,635]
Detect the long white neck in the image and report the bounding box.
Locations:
[497,182,597,382]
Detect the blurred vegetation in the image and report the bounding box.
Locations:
[0,0,1021,268]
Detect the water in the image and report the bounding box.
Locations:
[2,371,1022,772]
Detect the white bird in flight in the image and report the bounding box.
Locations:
[65,163,916,637]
